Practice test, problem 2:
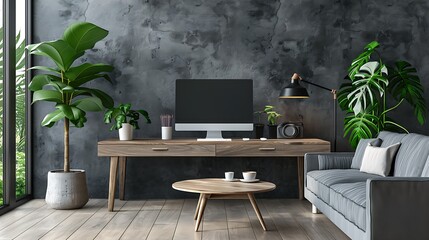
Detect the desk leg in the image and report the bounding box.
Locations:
[297,156,304,200]
[119,157,127,200]
[108,156,119,211]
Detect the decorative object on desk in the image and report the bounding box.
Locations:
[277,121,304,138]
[264,105,281,139]
[27,22,114,209]
[160,114,173,140]
[104,103,151,140]
[338,41,427,148]
[253,110,265,139]
[279,73,338,151]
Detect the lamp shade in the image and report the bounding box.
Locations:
[279,79,309,99]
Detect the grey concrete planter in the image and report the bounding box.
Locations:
[45,169,89,210]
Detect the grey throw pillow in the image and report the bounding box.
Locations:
[350,138,383,169]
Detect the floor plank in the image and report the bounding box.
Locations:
[0,205,55,239]
[173,199,202,240]
[40,199,107,240]
[0,199,46,231]
[0,199,349,240]
[67,200,127,240]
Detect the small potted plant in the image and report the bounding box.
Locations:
[104,103,151,140]
[264,105,282,139]
[254,110,265,139]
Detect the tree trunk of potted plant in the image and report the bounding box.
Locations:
[45,119,89,209]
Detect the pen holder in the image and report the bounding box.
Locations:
[162,127,172,140]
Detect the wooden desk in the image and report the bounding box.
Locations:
[98,138,330,211]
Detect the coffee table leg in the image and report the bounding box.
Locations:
[247,193,267,231]
[194,194,203,220]
[195,194,209,232]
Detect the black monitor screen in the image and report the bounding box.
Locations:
[175,79,253,123]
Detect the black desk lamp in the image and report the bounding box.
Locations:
[279,73,337,151]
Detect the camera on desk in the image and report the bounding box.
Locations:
[277,122,304,139]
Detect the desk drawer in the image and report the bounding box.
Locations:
[216,144,287,157]
[216,143,330,157]
[98,144,215,157]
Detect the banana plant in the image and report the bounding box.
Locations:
[338,41,427,148]
[27,22,114,172]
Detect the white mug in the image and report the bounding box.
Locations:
[242,171,257,180]
[225,172,234,180]
[162,127,172,140]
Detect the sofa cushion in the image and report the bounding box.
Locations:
[393,133,429,177]
[330,182,367,231]
[351,138,383,169]
[377,131,406,147]
[306,169,378,203]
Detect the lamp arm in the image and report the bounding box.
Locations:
[300,79,337,99]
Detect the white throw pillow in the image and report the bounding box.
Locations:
[360,143,401,176]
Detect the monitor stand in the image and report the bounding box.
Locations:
[197,131,232,141]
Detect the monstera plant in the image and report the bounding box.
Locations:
[338,41,427,148]
[27,22,114,209]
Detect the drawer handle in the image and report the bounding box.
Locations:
[152,147,169,151]
[259,147,276,151]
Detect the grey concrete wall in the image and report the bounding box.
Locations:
[32,0,429,198]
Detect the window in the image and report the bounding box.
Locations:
[0,0,31,214]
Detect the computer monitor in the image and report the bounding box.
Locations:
[175,79,254,141]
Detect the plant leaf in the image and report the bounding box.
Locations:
[26,40,82,71]
[72,97,104,112]
[41,109,65,127]
[65,63,113,82]
[63,22,109,53]
[348,41,380,80]
[347,61,388,115]
[32,90,63,103]
[387,60,427,124]
[137,109,151,123]
[343,110,379,148]
[75,87,114,108]
[56,104,75,120]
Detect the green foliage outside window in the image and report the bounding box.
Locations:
[0,28,27,205]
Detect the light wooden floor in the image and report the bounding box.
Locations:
[0,199,349,240]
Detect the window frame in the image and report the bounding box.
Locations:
[0,0,32,215]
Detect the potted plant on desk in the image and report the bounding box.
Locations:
[104,103,151,140]
[264,105,282,139]
[27,22,114,209]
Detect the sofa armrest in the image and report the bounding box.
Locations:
[304,152,354,188]
[366,178,429,240]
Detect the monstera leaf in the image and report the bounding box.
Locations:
[344,109,380,148]
[347,61,388,115]
[348,41,379,80]
[388,61,427,124]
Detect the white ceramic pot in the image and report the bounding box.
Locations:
[45,169,89,210]
[161,126,172,140]
[119,123,133,140]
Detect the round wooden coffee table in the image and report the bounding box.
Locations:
[172,178,276,232]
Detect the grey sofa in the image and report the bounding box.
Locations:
[304,131,429,240]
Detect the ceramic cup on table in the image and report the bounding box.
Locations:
[242,171,257,180]
[225,172,234,181]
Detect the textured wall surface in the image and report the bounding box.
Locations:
[33,0,429,198]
